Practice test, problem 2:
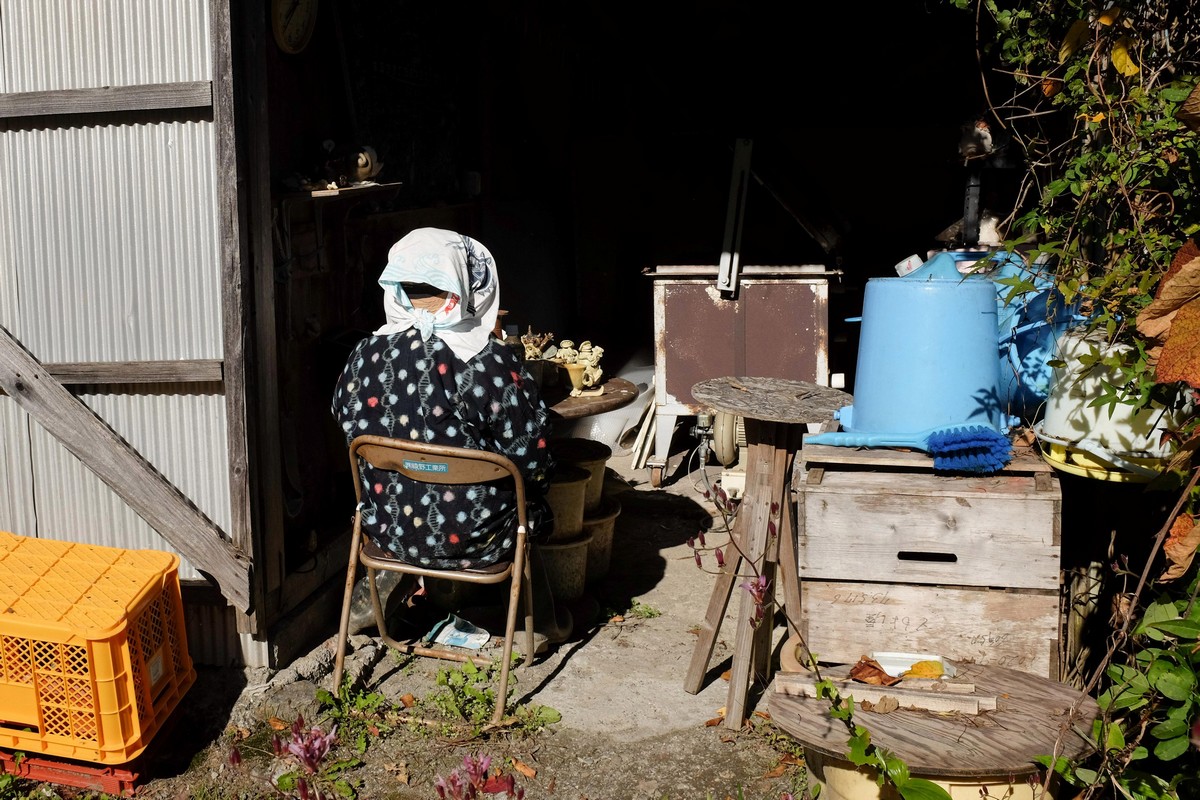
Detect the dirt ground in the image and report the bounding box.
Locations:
[105,448,811,800]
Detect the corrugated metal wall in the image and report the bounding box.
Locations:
[0,0,211,93]
[0,1,229,582]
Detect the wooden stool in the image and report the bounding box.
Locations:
[683,376,850,729]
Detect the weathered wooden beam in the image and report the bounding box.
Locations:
[43,360,222,384]
[0,326,251,612]
[0,81,212,119]
[212,0,262,636]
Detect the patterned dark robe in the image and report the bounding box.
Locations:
[332,328,553,568]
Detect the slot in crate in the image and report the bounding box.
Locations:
[0,532,195,764]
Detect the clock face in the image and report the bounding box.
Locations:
[272,0,318,54]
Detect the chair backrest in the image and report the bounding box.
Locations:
[349,435,528,527]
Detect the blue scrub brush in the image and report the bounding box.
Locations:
[805,425,1013,474]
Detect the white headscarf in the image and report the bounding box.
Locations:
[374,228,500,362]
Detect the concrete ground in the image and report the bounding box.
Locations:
[127,440,808,800]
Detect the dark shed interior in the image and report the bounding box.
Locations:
[251,0,1015,572]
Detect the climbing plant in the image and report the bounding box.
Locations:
[948,1,1200,797]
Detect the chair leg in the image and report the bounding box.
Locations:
[332,533,362,692]
[492,543,528,726]
[521,542,535,666]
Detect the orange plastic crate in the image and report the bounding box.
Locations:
[0,531,195,765]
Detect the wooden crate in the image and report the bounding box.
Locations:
[794,442,1064,679]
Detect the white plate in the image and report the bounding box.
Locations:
[869,651,958,678]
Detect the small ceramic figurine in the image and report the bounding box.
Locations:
[520,327,555,361]
[555,339,579,365]
[578,341,604,389]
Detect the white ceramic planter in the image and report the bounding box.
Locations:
[1036,329,1192,478]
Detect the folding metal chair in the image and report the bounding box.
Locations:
[332,434,535,726]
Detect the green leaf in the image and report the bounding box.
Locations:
[897,778,954,800]
[882,753,910,788]
[1074,767,1099,784]
[1149,619,1200,639]
[1153,734,1192,761]
[1105,721,1126,751]
[1155,666,1196,701]
[1150,717,1189,740]
[846,732,873,767]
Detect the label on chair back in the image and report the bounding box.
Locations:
[404,459,449,473]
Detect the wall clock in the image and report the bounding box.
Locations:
[272,0,318,55]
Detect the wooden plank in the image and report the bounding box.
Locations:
[683,538,743,694]
[799,440,1052,474]
[42,360,221,384]
[799,472,1060,590]
[0,326,251,611]
[768,661,1099,778]
[238,0,287,631]
[774,672,996,714]
[800,580,1060,679]
[724,438,776,729]
[0,81,211,119]
[213,0,261,634]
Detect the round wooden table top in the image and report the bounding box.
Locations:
[545,376,639,421]
[768,661,1099,778]
[691,376,851,425]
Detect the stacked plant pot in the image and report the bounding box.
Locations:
[548,437,620,588]
[541,463,592,601]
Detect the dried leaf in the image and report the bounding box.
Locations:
[1136,245,1200,361]
[704,717,724,727]
[874,696,901,713]
[1059,19,1089,63]
[1099,6,1121,25]
[720,669,732,682]
[753,710,771,720]
[511,758,537,779]
[848,656,902,686]
[268,717,288,731]
[399,693,416,708]
[1156,298,1200,388]
[384,762,410,784]
[1042,77,1063,97]
[1176,82,1200,133]
[1161,514,1200,581]
[903,660,945,679]
[1112,36,1140,76]
[610,615,625,624]
[762,764,788,779]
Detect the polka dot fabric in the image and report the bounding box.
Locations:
[332,329,554,569]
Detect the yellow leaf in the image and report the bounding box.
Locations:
[1112,37,1140,76]
[1077,112,1106,123]
[902,660,945,679]
[1099,6,1121,25]
[1060,19,1089,63]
